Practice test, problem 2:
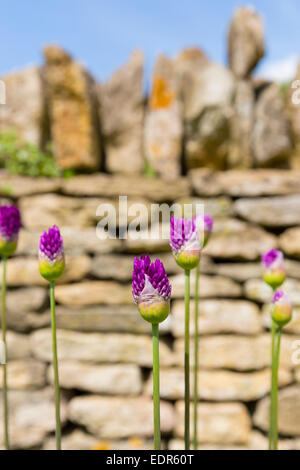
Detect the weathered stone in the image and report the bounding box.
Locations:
[280,227,300,258]
[18,227,122,256]
[235,195,300,227]
[0,388,67,449]
[43,45,101,170]
[190,168,300,197]
[43,429,98,451]
[171,272,241,299]
[55,304,170,335]
[124,222,170,253]
[0,171,61,198]
[0,287,46,313]
[98,50,144,174]
[0,66,45,145]
[91,254,133,281]
[245,278,300,304]
[168,439,247,450]
[229,80,254,168]
[228,7,264,78]
[1,331,30,360]
[0,255,90,286]
[254,385,300,436]
[174,334,298,370]
[175,401,251,444]
[0,360,46,390]
[68,396,174,439]
[30,329,174,367]
[204,261,262,281]
[62,174,190,201]
[146,368,291,401]
[55,281,131,307]
[174,196,234,218]
[171,299,262,337]
[48,362,142,395]
[252,84,292,166]
[204,218,276,260]
[144,55,182,179]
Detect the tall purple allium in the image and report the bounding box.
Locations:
[39,226,65,282]
[170,216,201,270]
[132,255,171,324]
[271,290,292,327]
[0,205,21,258]
[261,249,285,290]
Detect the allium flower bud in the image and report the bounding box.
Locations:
[194,214,214,249]
[0,205,22,258]
[132,255,171,324]
[271,290,292,327]
[261,249,286,290]
[170,216,201,270]
[39,226,65,282]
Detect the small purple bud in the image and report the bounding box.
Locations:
[194,214,214,249]
[0,205,22,258]
[271,290,292,327]
[170,216,201,270]
[39,226,65,282]
[261,249,286,290]
[132,255,171,324]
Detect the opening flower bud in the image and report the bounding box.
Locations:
[272,290,292,327]
[170,216,201,270]
[39,226,65,282]
[261,249,286,289]
[0,206,22,258]
[132,256,171,324]
[194,214,214,249]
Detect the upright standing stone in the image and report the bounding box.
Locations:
[98,50,144,174]
[43,45,101,170]
[144,55,183,179]
[228,6,265,78]
[229,80,255,168]
[252,83,293,166]
[0,66,46,146]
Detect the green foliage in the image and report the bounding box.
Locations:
[0,131,73,178]
[144,158,157,178]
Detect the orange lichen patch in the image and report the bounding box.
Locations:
[91,441,111,450]
[129,437,144,449]
[150,142,163,157]
[150,77,174,109]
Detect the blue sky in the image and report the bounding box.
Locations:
[0,0,299,83]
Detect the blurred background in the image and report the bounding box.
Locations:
[0,0,300,450]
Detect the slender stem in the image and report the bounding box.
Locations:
[269,319,276,450]
[272,327,282,451]
[1,257,9,450]
[184,269,190,450]
[50,282,61,451]
[152,324,161,450]
[193,261,200,450]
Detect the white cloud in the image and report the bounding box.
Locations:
[257,54,299,83]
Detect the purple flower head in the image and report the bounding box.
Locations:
[39,226,63,261]
[0,206,21,241]
[132,255,172,303]
[261,249,283,269]
[170,216,196,252]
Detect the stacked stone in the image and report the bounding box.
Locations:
[1,168,300,449]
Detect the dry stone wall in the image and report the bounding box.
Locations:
[0,168,300,449]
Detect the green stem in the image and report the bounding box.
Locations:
[1,257,9,450]
[50,282,61,451]
[193,261,200,450]
[272,327,282,451]
[152,324,161,451]
[184,269,190,450]
[269,319,276,450]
